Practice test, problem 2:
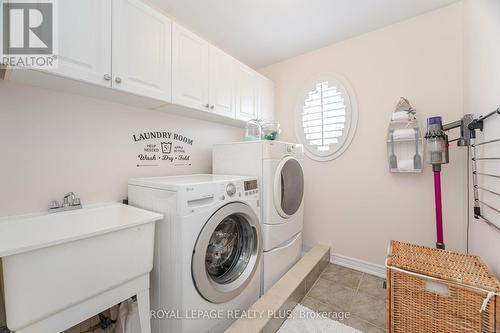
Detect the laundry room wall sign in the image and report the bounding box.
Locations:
[132,131,194,167]
[1,82,243,216]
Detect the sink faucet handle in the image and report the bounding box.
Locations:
[49,200,61,209]
[48,193,82,213]
[63,192,76,206]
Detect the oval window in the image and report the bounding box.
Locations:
[297,76,358,161]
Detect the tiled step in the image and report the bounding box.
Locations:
[226,245,330,333]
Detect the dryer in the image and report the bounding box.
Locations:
[213,141,304,292]
[128,175,262,333]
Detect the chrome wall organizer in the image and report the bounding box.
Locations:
[386,98,423,173]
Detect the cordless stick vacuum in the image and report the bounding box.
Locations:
[424,115,475,249]
[425,117,449,249]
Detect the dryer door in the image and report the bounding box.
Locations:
[192,202,262,304]
[274,156,304,218]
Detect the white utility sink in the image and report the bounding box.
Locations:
[0,203,163,333]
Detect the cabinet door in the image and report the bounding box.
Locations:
[172,23,209,111]
[50,0,111,87]
[259,76,275,123]
[235,64,259,121]
[112,0,172,102]
[209,46,235,118]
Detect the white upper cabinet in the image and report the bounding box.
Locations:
[172,23,209,111]
[258,76,275,123]
[172,35,236,117]
[209,46,236,118]
[112,0,172,102]
[51,0,112,87]
[235,64,259,121]
[6,0,274,126]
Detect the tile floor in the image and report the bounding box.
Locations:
[64,262,385,333]
[300,264,387,333]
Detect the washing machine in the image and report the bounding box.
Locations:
[213,141,304,293]
[128,174,262,333]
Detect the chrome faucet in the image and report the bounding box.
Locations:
[49,192,82,213]
[63,192,76,206]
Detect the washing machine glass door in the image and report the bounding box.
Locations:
[192,202,262,304]
[274,156,304,218]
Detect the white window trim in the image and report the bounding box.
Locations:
[295,73,358,162]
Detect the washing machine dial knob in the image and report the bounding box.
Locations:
[226,183,236,197]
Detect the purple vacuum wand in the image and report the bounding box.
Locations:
[425,117,447,249]
[433,171,444,249]
[424,114,475,249]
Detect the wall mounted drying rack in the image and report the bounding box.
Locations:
[474,172,500,179]
[470,107,500,232]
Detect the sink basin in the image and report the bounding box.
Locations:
[0,203,163,333]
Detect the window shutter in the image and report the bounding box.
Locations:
[302,82,347,152]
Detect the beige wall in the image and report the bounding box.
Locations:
[0,80,243,216]
[464,0,500,275]
[260,3,466,266]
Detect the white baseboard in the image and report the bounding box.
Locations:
[301,244,386,279]
[331,253,386,279]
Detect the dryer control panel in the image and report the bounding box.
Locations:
[284,143,304,158]
[265,141,304,159]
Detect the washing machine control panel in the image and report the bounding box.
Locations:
[244,180,258,191]
[215,180,259,201]
[226,183,237,197]
[243,180,259,197]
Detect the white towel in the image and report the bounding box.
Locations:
[391,111,409,121]
[115,298,140,333]
[396,159,415,171]
[392,128,416,141]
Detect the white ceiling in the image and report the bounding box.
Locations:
[151,0,461,68]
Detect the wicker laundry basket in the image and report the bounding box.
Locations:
[386,241,500,333]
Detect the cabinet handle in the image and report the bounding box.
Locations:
[210,105,215,110]
[115,77,122,84]
[104,74,111,81]
[205,104,210,108]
